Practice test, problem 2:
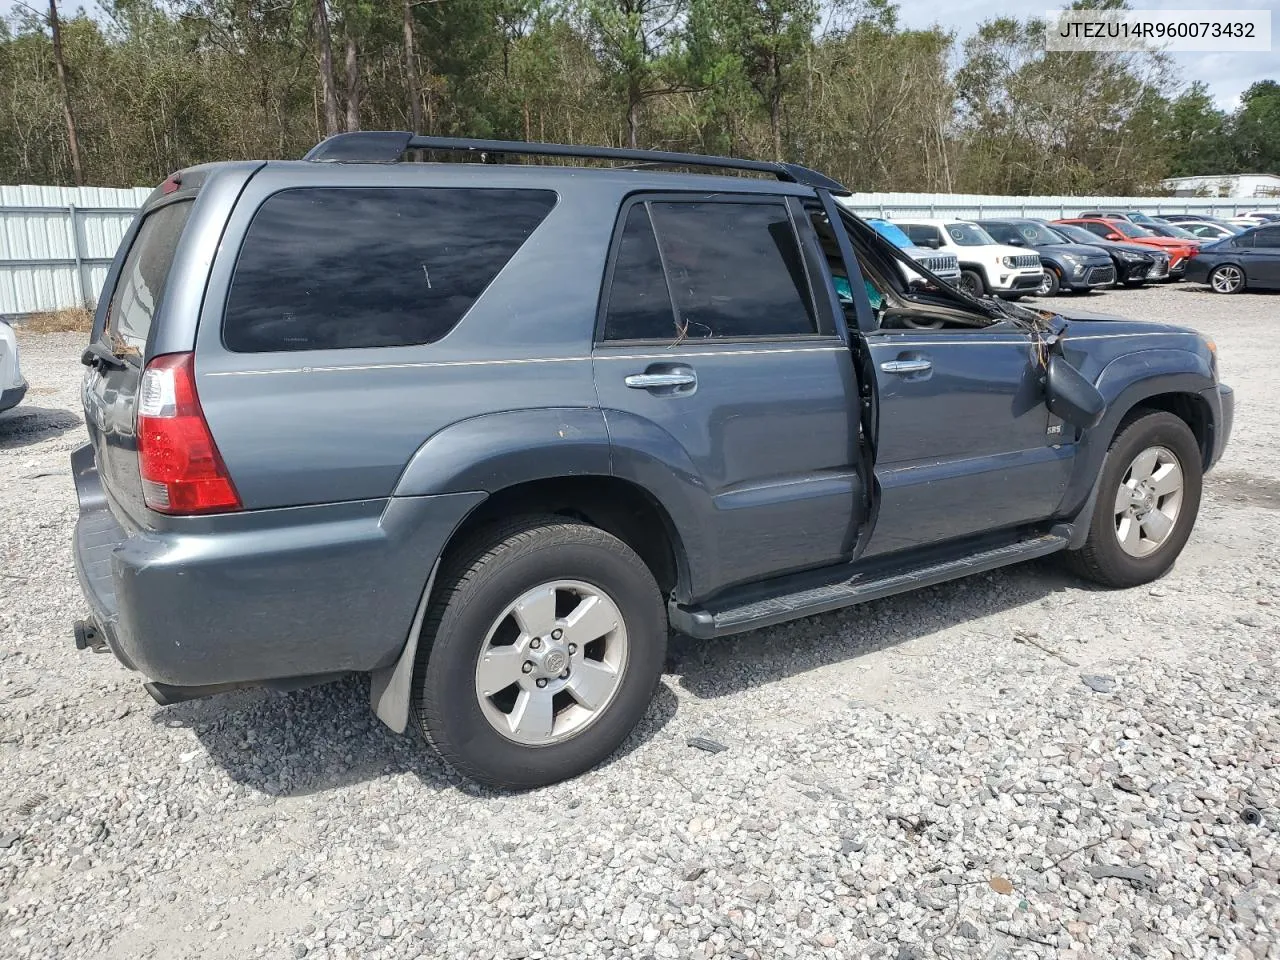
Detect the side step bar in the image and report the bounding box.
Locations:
[669,533,1069,639]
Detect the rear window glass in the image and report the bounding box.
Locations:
[106,201,193,357]
[223,187,557,352]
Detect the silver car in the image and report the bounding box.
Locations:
[0,319,27,413]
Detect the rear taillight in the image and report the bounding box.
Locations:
[137,352,241,514]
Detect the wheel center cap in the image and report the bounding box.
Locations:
[542,649,567,675]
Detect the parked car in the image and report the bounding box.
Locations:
[1183,223,1280,293]
[977,219,1115,296]
[0,319,27,413]
[1165,220,1240,241]
[1077,210,1161,227]
[1242,211,1280,223]
[1053,218,1198,276]
[1139,221,1207,244]
[1045,222,1170,286]
[71,133,1233,789]
[893,218,1043,299]
[1160,214,1243,233]
[863,217,962,288]
[1229,215,1269,228]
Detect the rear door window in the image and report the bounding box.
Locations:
[1254,226,1280,248]
[106,200,193,358]
[223,187,557,352]
[645,200,816,340]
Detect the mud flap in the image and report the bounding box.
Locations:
[370,560,439,733]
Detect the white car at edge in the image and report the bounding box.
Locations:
[893,218,1045,300]
[1,319,28,413]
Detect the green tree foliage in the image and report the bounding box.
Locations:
[0,0,1269,191]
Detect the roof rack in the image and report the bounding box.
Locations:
[301,132,850,196]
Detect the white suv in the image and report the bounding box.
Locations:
[895,219,1044,300]
[0,319,27,413]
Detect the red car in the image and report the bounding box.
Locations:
[1053,218,1199,276]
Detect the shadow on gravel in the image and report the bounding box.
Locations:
[0,405,81,450]
[157,672,678,797]
[670,557,1081,701]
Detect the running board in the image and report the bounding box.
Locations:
[669,533,1069,639]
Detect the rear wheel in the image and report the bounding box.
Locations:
[1064,412,1202,588]
[1208,263,1245,294]
[413,517,667,789]
[957,269,986,297]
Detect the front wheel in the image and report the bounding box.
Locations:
[1034,268,1060,297]
[957,269,986,298]
[413,517,667,789]
[1064,412,1202,588]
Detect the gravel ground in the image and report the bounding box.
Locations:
[1,283,1277,960]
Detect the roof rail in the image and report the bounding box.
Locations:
[301,132,849,196]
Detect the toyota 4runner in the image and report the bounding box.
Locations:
[73,134,1234,789]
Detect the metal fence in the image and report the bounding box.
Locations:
[0,184,151,319]
[838,191,1280,222]
[3,183,1280,317]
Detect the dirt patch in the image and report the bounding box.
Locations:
[1208,471,1280,510]
[22,307,94,334]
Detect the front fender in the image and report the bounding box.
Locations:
[1059,348,1216,519]
[392,408,612,497]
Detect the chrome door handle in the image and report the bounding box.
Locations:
[624,372,697,389]
[880,359,932,375]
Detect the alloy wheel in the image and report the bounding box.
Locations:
[1210,265,1244,293]
[474,580,629,745]
[1113,445,1184,558]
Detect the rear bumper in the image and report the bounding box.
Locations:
[1182,258,1210,284]
[0,378,26,413]
[71,443,485,687]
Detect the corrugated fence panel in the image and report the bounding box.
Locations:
[839,192,1280,221]
[0,184,149,317]
[3,183,1280,316]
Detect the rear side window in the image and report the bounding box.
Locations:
[1254,226,1280,248]
[223,187,556,352]
[106,201,192,356]
[1080,222,1110,237]
[902,224,942,246]
[603,199,816,342]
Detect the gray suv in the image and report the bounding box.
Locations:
[73,134,1233,789]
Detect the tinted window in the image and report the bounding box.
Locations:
[1233,232,1255,248]
[981,222,1019,244]
[645,200,816,340]
[1080,222,1111,238]
[224,187,556,352]
[106,201,193,356]
[602,205,676,341]
[1254,227,1280,248]
[902,224,942,246]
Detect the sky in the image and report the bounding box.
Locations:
[893,0,1278,109]
[1,0,1275,110]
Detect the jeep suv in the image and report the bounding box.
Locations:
[73,134,1234,789]
[893,218,1045,299]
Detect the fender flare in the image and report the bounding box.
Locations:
[1058,348,1216,526]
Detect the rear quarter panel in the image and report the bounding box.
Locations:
[193,164,617,509]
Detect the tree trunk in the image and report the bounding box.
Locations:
[626,89,640,148]
[314,0,341,136]
[403,0,422,130]
[48,0,83,185]
[769,98,782,162]
[344,34,360,131]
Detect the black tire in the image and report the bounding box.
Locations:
[1035,268,1060,297]
[958,269,986,297]
[1064,412,1202,588]
[1208,263,1245,294]
[412,516,667,789]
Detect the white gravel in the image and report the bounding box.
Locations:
[1,283,1277,960]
